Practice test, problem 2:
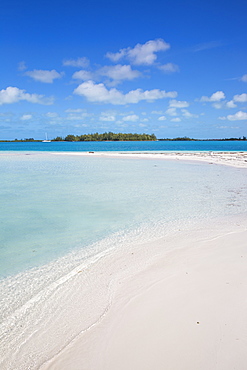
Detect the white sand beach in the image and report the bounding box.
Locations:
[41,218,247,370]
[52,150,247,168]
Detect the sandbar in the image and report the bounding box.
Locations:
[41,217,247,370]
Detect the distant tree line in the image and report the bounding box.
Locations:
[159,136,196,141]
[52,132,157,142]
[220,136,246,141]
[1,134,246,142]
[0,138,39,142]
[159,136,247,141]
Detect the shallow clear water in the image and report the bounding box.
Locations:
[1,153,247,278]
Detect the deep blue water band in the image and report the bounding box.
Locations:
[0,140,247,152]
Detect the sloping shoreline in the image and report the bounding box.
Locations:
[40,217,247,370]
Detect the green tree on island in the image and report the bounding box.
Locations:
[60,132,157,142]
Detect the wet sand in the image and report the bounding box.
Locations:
[40,219,247,370]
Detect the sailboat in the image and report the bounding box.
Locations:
[42,133,51,143]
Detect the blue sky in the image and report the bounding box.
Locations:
[1,0,247,140]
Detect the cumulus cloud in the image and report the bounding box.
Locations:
[106,39,170,65]
[225,111,247,121]
[240,74,247,82]
[25,69,63,83]
[158,63,179,73]
[0,86,54,105]
[66,112,92,120]
[72,65,140,85]
[181,109,199,118]
[122,114,139,122]
[169,99,189,108]
[20,114,32,120]
[171,117,181,122]
[226,100,237,108]
[158,116,167,121]
[212,102,224,109]
[63,57,89,68]
[233,93,247,103]
[65,108,84,113]
[151,110,165,115]
[72,70,94,80]
[200,91,225,102]
[73,80,177,105]
[166,107,177,116]
[98,65,141,82]
[99,112,116,121]
[45,112,59,118]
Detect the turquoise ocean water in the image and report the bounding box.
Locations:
[0,139,247,152]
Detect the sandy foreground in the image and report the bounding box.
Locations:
[41,221,247,370]
[40,153,247,370]
[52,150,247,168]
[2,149,247,167]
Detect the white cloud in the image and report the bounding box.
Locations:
[0,86,54,105]
[98,65,141,82]
[169,99,189,108]
[193,41,222,52]
[233,93,247,103]
[106,49,126,63]
[72,65,140,85]
[181,109,198,118]
[72,70,94,80]
[73,80,177,105]
[73,123,89,128]
[200,91,225,102]
[106,39,170,65]
[225,111,247,121]
[46,112,59,118]
[158,116,167,121]
[65,108,84,113]
[166,107,177,116]
[240,74,247,82]
[122,114,139,122]
[66,112,92,120]
[226,100,237,108]
[99,112,116,121]
[171,117,181,122]
[212,102,224,109]
[158,63,179,73]
[25,69,63,83]
[20,114,32,120]
[63,57,89,68]
[151,110,164,115]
